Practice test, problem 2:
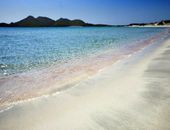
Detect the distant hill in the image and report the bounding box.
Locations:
[36,16,55,26]
[54,18,86,26]
[0,16,111,27]
[128,20,170,27]
[54,18,72,26]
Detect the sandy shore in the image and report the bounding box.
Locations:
[129,25,170,27]
[0,38,170,130]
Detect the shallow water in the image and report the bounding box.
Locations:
[0,27,169,108]
[0,27,166,76]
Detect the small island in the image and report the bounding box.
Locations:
[0,16,111,27]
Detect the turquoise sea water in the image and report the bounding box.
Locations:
[0,27,169,108]
[0,27,166,76]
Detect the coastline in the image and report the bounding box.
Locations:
[0,34,170,129]
[0,29,168,109]
[129,25,170,28]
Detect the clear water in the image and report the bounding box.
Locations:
[0,27,169,109]
[0,27,166,76]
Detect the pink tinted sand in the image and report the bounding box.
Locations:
[0,30,168,108]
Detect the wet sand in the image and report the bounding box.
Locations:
[0,30,166,108]
[0,39,170,130]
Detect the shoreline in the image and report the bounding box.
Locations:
[0,29,168,109]
[129,25,170,28]
[0,35,170,129]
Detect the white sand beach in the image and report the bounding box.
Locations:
[0,38,170,130]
